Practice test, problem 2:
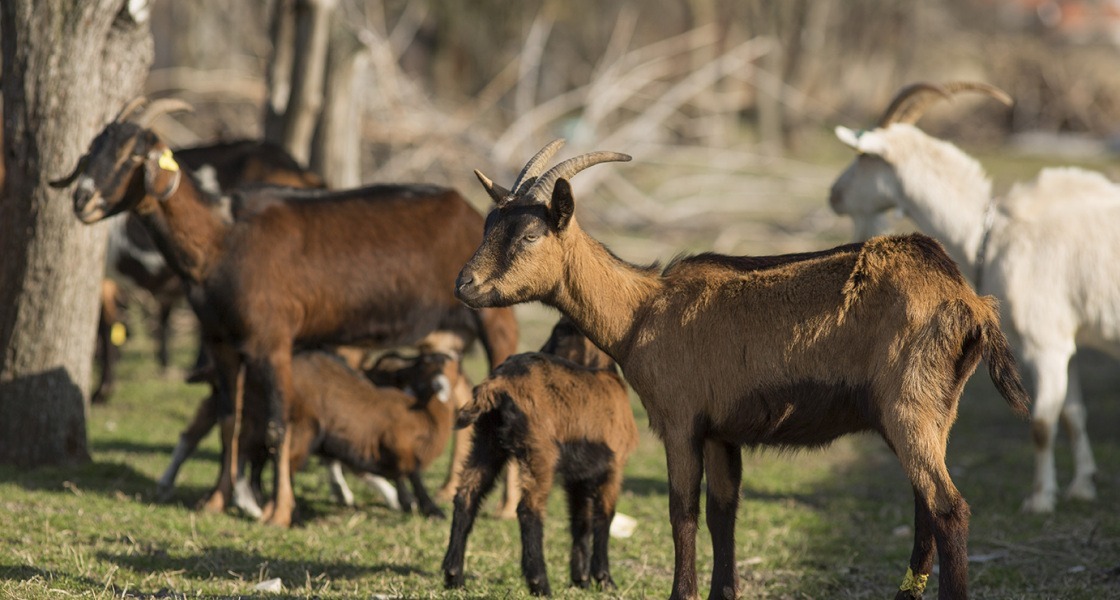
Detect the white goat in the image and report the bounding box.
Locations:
[830,81,1120,513]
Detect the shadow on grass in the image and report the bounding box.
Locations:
[622,475,668,497]
[0,459,156,496]
[98,545,426,583]
[91,439,220,464]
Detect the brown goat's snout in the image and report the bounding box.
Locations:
[454,269,482,306]
[73,185,108,224]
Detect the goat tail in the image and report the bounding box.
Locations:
[455,382,506,430]
[976,297,1032,418]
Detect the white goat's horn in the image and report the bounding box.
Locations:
[878,81,1013,127]
[877,83,951,127]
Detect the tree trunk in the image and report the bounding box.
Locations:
[310,19,367,188]
[0,0,152,467]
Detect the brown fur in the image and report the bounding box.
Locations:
[95,139,325,404]
[443,318,638,595]
[456,171,1030,599]
[59,114,519,526]
[92,279,124,404]
[285,351,458,518]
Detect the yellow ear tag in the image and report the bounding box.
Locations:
[899,567,928,594]
[158,148,179,172]
[110,322,127,347]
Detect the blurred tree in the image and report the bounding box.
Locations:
[265,0,367,187]
[0,0,153,466]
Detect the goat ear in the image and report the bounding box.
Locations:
[143,147,181,200]
[834,126,861,150]
[835,125,889,157]
[549,178,575,231]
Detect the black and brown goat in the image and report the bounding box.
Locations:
[454,140,1031,600]
[51,98,518,526]
[95,138,326,403]
[285,350,460,517]
[443,317,637,595]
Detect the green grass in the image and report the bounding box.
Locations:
[4,140,1120,598]
[3,306,1119,599]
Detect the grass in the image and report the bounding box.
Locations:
[4,137,1120,598]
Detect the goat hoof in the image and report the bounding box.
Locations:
[893,590,923,600]
[495,504,518,520]
[155,483,174,503]
[198,491,226,514]
[1021,492,1056,513]
[595,575,616,591]
[1066,478,1097,501]
[422,507,446,520]
[528,582,551,597]
[443,569,464,589]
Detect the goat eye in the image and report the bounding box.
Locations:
[522,234,539,243]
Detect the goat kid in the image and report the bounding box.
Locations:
[443,317,637,595]
[830,81,1120,513]
[454,140,1030,600]
[285,350,459,518]
[51,98,518,526]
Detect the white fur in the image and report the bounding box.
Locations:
[831,123,1120,513]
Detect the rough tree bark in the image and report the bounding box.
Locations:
[0,0,153,466]
[267,0,364,187]
[265,0,336,167]
[310,16,367,188]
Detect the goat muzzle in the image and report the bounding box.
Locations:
[74,188,108,224]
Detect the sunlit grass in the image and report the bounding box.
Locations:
[3,140,1120,598]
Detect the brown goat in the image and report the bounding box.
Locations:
[93,279,126,404]
[51,98,518,526]
[96,138,326,404]
[443,317,637,596]
[454,141,1031,600]
[285,350,460,518]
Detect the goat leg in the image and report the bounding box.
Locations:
[443,428,509,589]
[664,435,704,600]
[327,459,356,507]
[591,470,624,590]
[894,487,936,600]
[518,492,552,597]
[409,470,445,519]
[704,440,742,600]
[157,392,219,500]
[566,482,593,589]
[395,476,416,513]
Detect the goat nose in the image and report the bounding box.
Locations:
[73,188,92,211]
[455,271,474,291]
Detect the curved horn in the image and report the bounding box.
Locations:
[878,81,1014,127]
[525,151,632,204]
[474,169,512,204]
[134,98,194,127]
[941,81,1014,107]
[511,139,565,193]
[876,82,951,127]
[48,154,90,189]
[114,97,148,123]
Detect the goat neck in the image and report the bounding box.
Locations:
[133,170,229,283]
[549,219,662,360]
[878,124,994,273]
